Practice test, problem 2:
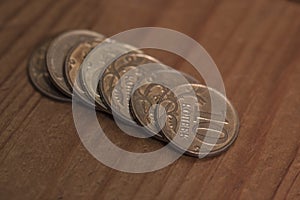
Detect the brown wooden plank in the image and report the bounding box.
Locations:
[0,0,300,199]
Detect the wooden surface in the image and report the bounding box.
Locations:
[1,0,300,199]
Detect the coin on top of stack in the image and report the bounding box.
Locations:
[154,83,239,157]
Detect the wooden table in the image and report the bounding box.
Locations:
[1,0,300,199]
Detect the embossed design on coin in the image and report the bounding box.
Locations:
[28,40,70,102]
[65,39,103,109]
[157,84,239,157]
[130,70,199,141]
[99,52,167,122]
[47,30,105,97]
[80,41,141,111]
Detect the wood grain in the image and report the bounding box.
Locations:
[0,0,300,199]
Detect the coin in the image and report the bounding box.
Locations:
[64,39,103,109]
[80,40,141,112]
[28,39,70,102]
[157,84,239,157]
[130,69,199,142]
[98,52,168,123]
[46,30,105,97]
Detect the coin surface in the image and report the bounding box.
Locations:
[47,30,105,97]
[130,69,199,142]
[80,41,141,112]
[157,84,239,157]
[98,52,167,123]
[28,39,70,102]
[64,39,103,109]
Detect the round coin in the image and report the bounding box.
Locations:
[130,69,199,142]
[28,39,70,102]
[47,30,105,97]
[80,40,141,112]
[98,52,167,123]
[157,84,239,157]
[64,39,104,110]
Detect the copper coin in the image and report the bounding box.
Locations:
[80,41,140,112]
[157,84,239,157]
[46,30,105,97]
[130,69,199,142]
[28,39,70,102]
[64,39,104,109]
[98,52,167,123]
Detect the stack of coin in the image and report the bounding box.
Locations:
[28,29,239,158]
